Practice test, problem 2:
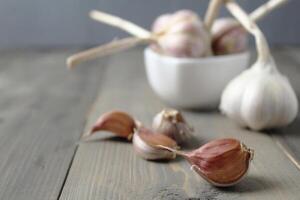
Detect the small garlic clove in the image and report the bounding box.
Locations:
[133,126,179,160]
[152,109,193,144]
[158,138,253,187]
[86,110,136,140]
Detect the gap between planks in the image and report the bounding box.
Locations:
[56,55,111,200]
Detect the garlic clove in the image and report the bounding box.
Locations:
[158,138,253,187]
[152,109,193,144]
[137,126,178,148]
[187,138,253,187]
[86,110,136,140]
[133,126,179,160]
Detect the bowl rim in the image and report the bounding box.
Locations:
[145,47,250,64]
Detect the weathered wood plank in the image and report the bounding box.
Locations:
[269,47,300,170]
[60,48,300,200]
[0,50,107,200]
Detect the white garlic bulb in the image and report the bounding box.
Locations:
[151,10,211,58]
[220,58,298,130]
[152,109,193,144]
[220,0,298,131]
[212,0,287,55]
[212,18,248,55]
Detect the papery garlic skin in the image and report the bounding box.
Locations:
[152,109,193,144]
[220,58,298,130]
[151,10,211,58]
[212,18,248,55]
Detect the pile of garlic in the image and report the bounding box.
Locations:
[220,0,298,130]
[85,109,254,187]
[66,0,288,68]
[66,0,298,131]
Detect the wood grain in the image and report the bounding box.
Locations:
[270,47,300,171]
[60,48,300,200]
[0,50,106,200]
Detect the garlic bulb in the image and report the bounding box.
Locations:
[212,0,288,55]
[212,18,248,55]
[152,109,193,144]
[151,10,211,58]
[220,0,298,130]
[133,126,178,160]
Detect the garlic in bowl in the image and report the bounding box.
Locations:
[66,1,287,109]
[144,47,250,108]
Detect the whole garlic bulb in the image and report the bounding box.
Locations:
[151,10,211,58]
[211,0,288,56]
[220,0,298,131]
[212,18,248,55]
[220,58,298,130]
[152,109,193,144]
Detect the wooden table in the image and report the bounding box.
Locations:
[0,47,300,200]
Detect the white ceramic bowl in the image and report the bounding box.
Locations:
[144,47,250,109]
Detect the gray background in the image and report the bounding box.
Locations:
[0,0,299,48]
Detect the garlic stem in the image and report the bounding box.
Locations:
[67,37,149,68]
[250,0,288,22]
[90,10,152,39]
[204,0,224,30]
[228,0,288,26]
[225,0,271,64]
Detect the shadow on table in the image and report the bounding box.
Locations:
[218,175,280,194]
[80,135,132,144]
[185,107,219,114]
[183,175,280,200]
[266,114,300,136]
